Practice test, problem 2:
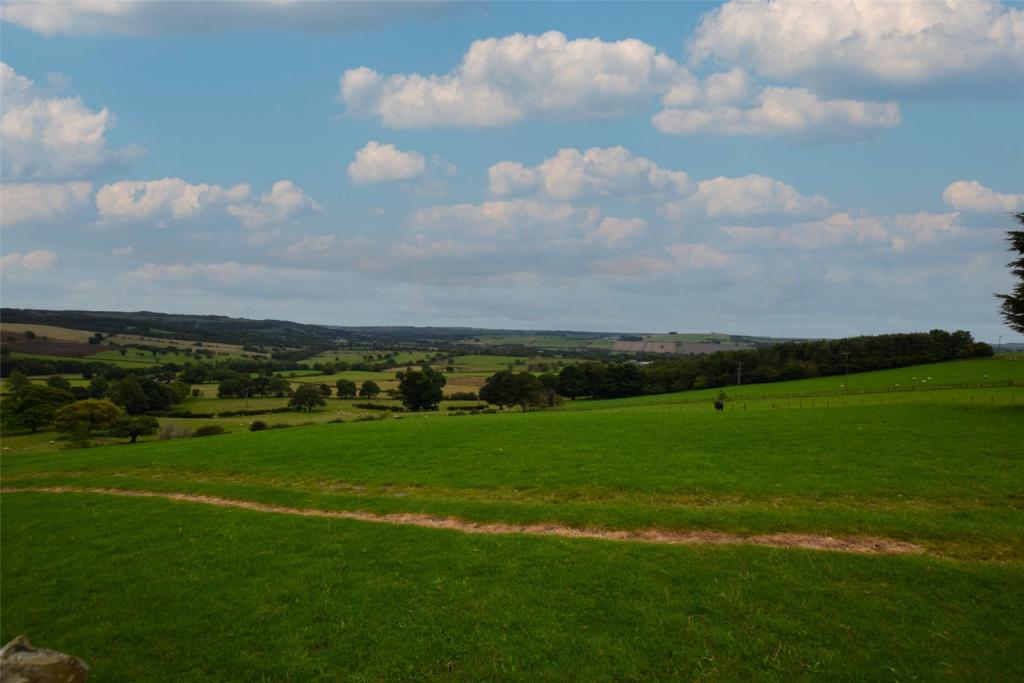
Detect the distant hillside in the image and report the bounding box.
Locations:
[0,307,801,353]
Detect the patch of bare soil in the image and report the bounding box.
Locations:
[1,487,925,555]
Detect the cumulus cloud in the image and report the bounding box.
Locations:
[723,211,963,251]
[128,261,278,283]
[340,31,689,127]
[689,0,1024,95]
[96,178,250,223]
[661,174,830,219]
[589,217,648,248]
[592,242,733,277]
[0,181,93,226]
[95,177,317,241]
[0,1,464,36]
[1,62,142,181]
[1,249,58,271]
[943,180,1024,212]
[665,242,734,269]
[653,86,900,138]
[411,199,601,240]
[226,180,320,229]
[348,141,427,184]
[489,146,690,200]
[591,255,673,277]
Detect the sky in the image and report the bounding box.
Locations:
[0,0,1022,341]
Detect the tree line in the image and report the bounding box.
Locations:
[554,329,992,400]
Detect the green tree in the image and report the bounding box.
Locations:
[997,212,1024,334]
[512,372,545,412]
[335,379,357,399]
[1,385,74,433]
[168,380,192,403]
[108,376,149,415]
[53,399,123,442]
[88,375,109,398]
[289,384,327,412]
[46,375,72,391]
[319,383,333,397]
[111,415,160,443]
[556,364,589,400]
[266,376,292,397]
[358,380,381,399]
[23,330,36,340]
[6,370,31,395]
[395,366,446,411]
[479,370,518,409]
[538,372,560,407]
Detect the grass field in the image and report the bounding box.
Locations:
[2,358,1022,679]
[3,492,1021,681]
[567,357,1022,411]
[467,334,617,351]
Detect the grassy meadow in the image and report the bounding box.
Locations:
[2,356,1023,679]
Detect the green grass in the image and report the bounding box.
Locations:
[566,357,1023,411]
[291,369,396,385]
[468,334,616,350]
[3,356,1023,679]
[4,400,1021,560]
[2,492,1022,681]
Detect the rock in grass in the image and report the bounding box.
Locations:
[0,635,89,682]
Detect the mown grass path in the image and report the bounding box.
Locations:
[1,486,925,555]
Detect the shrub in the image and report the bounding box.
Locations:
[192,424,226,438]
[447,391,478,401]
[159,424,191,440]
[249,420,268,431]
[352,403,404,412]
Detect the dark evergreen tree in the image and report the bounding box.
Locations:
[997,212,1024,334]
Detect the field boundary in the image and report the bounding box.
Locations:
[1,487,925,556]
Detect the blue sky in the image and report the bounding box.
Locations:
[1,1,1022,341]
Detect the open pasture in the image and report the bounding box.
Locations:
[0,323,97,342]
[2,491,1021,681]
[568,357,1022,412]
[4,398,1021,560]
[2,356,1023,680]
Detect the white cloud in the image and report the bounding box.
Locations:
[0,1,463,36]
[226,180,320,229]
[111,245,134,257]
[0,181,93,226]
[1,62,142,181]
[592,255,673,277]
[661,174,830,219]
[1,249,58,271]
[723,211,963,251]
[96,178,250,223]
[128,261,275,283]
[411,199,601,240]
[589,217,648,248]
[653,86,900,138]
[489,146,690,200]
[95,178,317,239]
[347,141,426,184]
[689,0,1024,95]
[341,31,689,127]
[943,180,1024,212]
[666,242,733,269]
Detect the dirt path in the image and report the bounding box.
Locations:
[1,487,924,555]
